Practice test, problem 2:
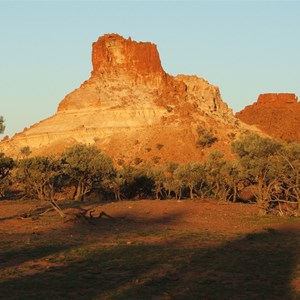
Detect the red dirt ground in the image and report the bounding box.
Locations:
[1,199,300,299]
[1,199,299,239]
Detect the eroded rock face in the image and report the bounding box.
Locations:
[0,34,243,163]
[236,93,300,142]
[92,34,164,77]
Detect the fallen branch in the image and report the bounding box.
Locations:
[19,207,54,219]
[66,207,115,224]
[38,207,54,216]
[98,211,115,220]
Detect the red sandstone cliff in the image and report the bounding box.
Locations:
[92,34,164,77]
[236,93,300,143]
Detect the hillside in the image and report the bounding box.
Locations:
[236,93,300,143]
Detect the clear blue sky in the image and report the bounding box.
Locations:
[1,1,299,137]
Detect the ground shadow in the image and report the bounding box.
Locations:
[0,234,76,270]
[0,227,299,299]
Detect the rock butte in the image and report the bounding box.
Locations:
[1,33,253,163]
[236,93,300,143]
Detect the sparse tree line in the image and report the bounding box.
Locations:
[0,132,299,217]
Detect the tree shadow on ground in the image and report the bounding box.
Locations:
[0,238,76,270]
[0,226,299,299]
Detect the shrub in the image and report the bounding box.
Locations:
[152,156,161,164]
[196,127,218,148]
[134,157,143,165]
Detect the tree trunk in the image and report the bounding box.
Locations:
[74,185,82,201]
[189,185,194,199]
[50,200,66,218]
[49,191,66,218]
[233,184,237,203]
[257,177,267,216]
[114,188,121,201]
[178,187,182,200]
[155,189,159,200]
[167,188,171,199]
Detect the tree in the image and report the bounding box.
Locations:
[61,144,114,201]
[111,173,126,201]
[0,116,5,134]
[16,156,65,217]
[0,153,14,198]
[174,163,206,199]
[277,143,300,215]
[221,161,241,203]
[205,151,226,199]
[120,166,155,199]
[105,171,126,201]
[163,162,179,199]
[232,134,283,215]
[205,151,245,202]
[0,153,14,180]
[166,175,184,200]
[150,167,166,200]
[20,146,32,159]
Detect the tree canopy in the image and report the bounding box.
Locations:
[0,134,299,217]
[61,144,115,201]
[232,134,284,215]
[0,153,14,198]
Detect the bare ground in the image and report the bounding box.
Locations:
[0,199,300,299]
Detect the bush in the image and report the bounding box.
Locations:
[134,157,143,165]
[152,156,161,164]
[196,127,218,148]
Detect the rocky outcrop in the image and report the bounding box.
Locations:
[0,34,245,163]
[91,34,164,78]
[236,93,300,143]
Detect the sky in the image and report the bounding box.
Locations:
[0,1,299,138]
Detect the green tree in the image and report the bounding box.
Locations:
[163,162,179,199]
[205,151,243,202]
[20,146,32,159]
[0,153,14,180]
[0,116,5,134]
[0,153,14,198]
[204,151,229,201]
[105,171,126,201]
[174,163,206,199]
[221,161,241,202]
[232,134,282,215]
[16,156,65,217]
[61,144,114,201]
[167,176,184,200]
[150,167,166,200]
[278,143,300,215]
[120,166,155,199]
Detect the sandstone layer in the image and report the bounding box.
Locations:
[0,34,249,163]
[236,93,300,143]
